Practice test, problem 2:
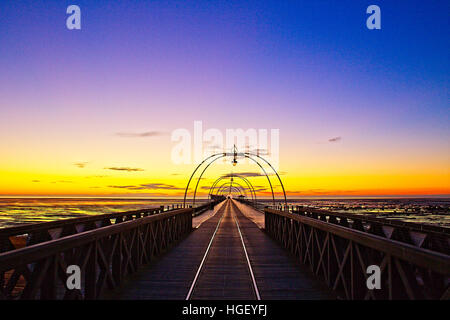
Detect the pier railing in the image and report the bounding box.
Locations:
[0,207,166,254]
[0,200,221,254]
[267,205,449,255]
[0,208,193,299]
[265,208,450,300]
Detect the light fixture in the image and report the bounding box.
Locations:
[232,144,238,166]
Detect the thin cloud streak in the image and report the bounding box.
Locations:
[108,183,184,191]
[105,167,145,172]
[328,136,342,143]
[74,162,88,168]
[115,131,167,138]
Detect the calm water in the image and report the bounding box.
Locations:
[260,198,450,228]
[0,198,207,228]
[0,198,449,229]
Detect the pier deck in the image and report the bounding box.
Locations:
[104,199,333,300]
[2,199,447,300]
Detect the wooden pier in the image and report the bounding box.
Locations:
[104,199,332,300]
[0,198,448,300]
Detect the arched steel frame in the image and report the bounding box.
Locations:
[211,178,254,203]
[245,152,287,206]
[183,151,287,208]
[215,181,247,198]
[190,153,274,207]
[183,153,225,207]
[208,175,257,205]
[217,185,243,197]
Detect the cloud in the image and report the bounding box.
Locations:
[108,185,143,190]
[140,183,184,190]
[115,131,167,138]
[108,191,174,197]
[108,183,184,191]
[248,148,269,155]
[201,185,268,193]
[221,172,265,178]
[253,188,268,192]
[105,167,144,172]
[74,162,88,168]
[204,144,223,151]
[283,189,357,196]
[221,172,281,178]
[31,180,40,183]
[328,136,342,143]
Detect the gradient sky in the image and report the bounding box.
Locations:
[0,0,448,197]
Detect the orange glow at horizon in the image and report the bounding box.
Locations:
[1,166,448,198]
[0,124,448,198]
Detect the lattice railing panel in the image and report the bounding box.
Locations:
[0,209,193,300]
[265,208,450,300]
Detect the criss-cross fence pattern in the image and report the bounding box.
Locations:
[0,207,169,255]
[266,205,449,255]
[0,208,193,299]
[289,206,450,255]
[240,198,449,255]
[264,208,450,300]
[0,201,219,255]
[193,197,225,217]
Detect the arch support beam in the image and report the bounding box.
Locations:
[183,150,287,208]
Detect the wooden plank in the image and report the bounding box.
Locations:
[106,200,334,300]
[190,201,255,300]
[232,201,334,300]
[103,206,226,299]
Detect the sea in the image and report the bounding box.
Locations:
[0,197,449,229]
[0,198,207,228]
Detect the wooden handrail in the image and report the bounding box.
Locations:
[265,208,450,275]
[0,208,161,237]
[0,207,194,299]
[0,200,222,254]
[265,207,450,300]
[294,206,449,234]
[0,208,192,271]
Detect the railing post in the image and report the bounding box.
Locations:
[85,241,98,299]
[112,233,123,286]
[189,209,193,231]
[40,255,57,299]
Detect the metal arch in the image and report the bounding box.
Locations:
[244,155,275,205]
[245,152,287,206]
[237,175,257,204]
[192,153,274,206]
[215,181,248,198]
[216,183,242,197]
[209,175,254,197]
[208,175,257,204]
[217,185,243,197]
[216,182,245,196]
[215,182,244,196]
[212,181,248,199]
[185,150,284,207]
[221,187,242,198]
[219,186,242,196]
[192,154,228,207]
[209,177,254,204]
[183,153,225,207]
